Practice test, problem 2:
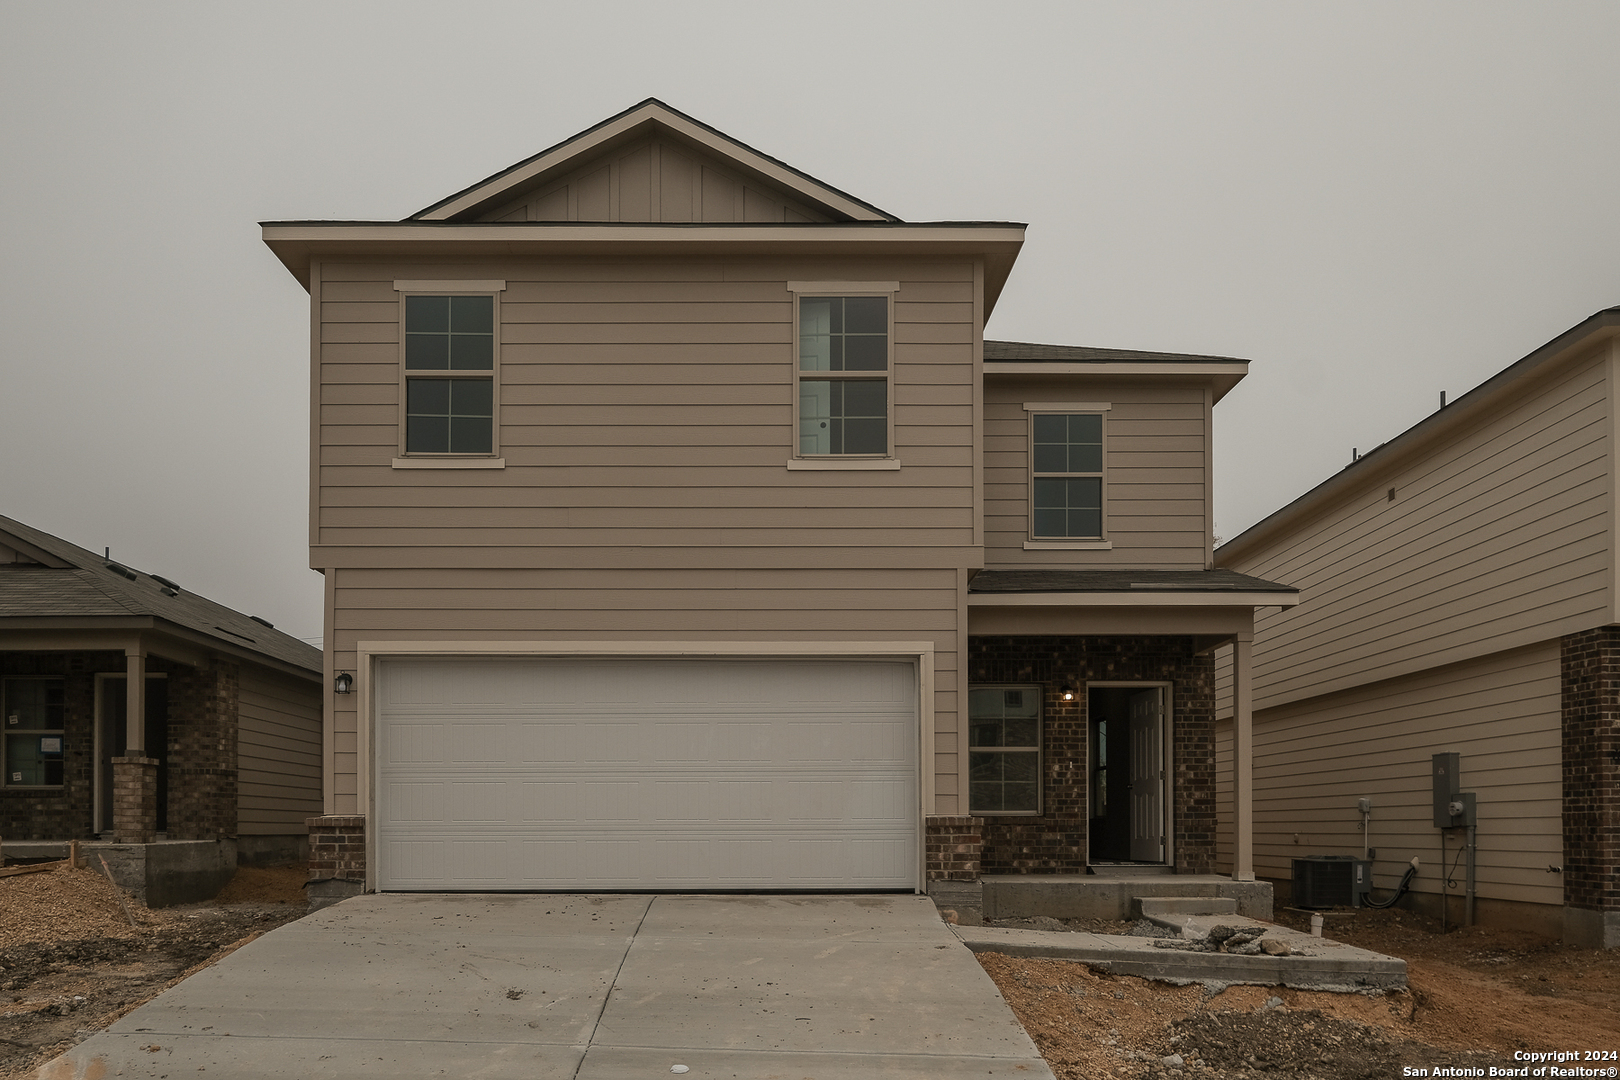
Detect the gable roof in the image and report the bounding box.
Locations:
[412,98,899,224]
[0,514,321,677]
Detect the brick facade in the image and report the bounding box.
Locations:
[925,816,981,881]
[165,659,239,840]
[1,652,110,841]
[963,635,1217,877]
[307,815,367,882]
[1561,628,1620,918]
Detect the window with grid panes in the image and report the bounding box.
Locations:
[1031,413,1103,539]
[967,685,1041,815]
[796,295,889,456]
[403,294,495,455]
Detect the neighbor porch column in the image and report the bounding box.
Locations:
[1231,630,1255,882]
[113,644,158,844]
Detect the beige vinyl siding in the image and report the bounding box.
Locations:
[314,258,979,817]
[477,135,835,224]
[1220,350,1611,711]
[315,259,977,558]
[237,667,322,835]
[322,565,965,817]
[1215,643,1562,909]
[983,381,1209,568]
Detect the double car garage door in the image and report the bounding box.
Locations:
[375,656,919,890]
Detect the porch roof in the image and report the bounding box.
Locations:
[969,569,1296,601]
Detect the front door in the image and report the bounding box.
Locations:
[1127,687,1165,862]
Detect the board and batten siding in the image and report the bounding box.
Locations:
[313,256,980,818]
[237,667,322,835]
[1218,348,1612,712]
[982,381,1208,569]
[1214,642,1563,910]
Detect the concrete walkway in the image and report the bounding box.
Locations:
[32,893,1053,1080]
[953,913,1407,992]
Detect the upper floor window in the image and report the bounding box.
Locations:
[793,290,892,458]
[1030,410,1105,540]
[392,281,506,466]
[4,678,65,787]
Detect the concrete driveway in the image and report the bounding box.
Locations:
[35,893,1053,1079]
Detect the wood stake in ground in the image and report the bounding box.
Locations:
[99,855,139,928]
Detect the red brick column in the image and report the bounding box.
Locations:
[306,815,366,909]
[926,816,982,880]
[112,756,159,844]
[1561,629,1620,947]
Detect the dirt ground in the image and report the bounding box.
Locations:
[3,871,1616,1080]
[0,863,309,1080]
[977,906,1620,1080]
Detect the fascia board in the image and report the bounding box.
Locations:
[985,361,1249,403]
[261,223,1027,290]
[965,591,1299,608]
[0,620,320,680]
[417,102,894,224]
[1216,310,1620,565]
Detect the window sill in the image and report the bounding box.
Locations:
[391,457,506,470]
[786,458,902,471]
[1024,539,1112,550]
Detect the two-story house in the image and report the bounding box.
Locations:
[261,100,1297,902]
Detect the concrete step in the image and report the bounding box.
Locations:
[1087,863,1175,877]
[982,875,1273,921]
[1137,896,1240,924]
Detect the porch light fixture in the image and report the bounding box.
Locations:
[334,671,354,695]
[1059,684,1076,701]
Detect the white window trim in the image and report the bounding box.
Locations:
[787,283,901,467]
[394,281,507,465]
[966,682,1043,817]
[1023,401,1110,543]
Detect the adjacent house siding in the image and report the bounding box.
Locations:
[1216,642,1563,910]
[1219,349,1611,712]
[982,381,1208,569]
[237,667,322,836]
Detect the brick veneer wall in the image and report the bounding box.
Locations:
[0,652,110,841]
[308,815,367,882]
[966,635,1217,876]
[112,755,159,843]
[925,816,981,881]
[1561,628,1620,916]
[165,659,239,840]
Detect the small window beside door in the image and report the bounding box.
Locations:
[967,685,1041,815]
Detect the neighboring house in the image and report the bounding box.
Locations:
[1214,307,1620,948]
[0,514,323,866]
[261,99,1297,900]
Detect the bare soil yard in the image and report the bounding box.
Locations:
[0,864,308,1080]
[978,906,1620,1080]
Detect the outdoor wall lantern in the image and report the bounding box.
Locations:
[1059,684,1076,702]
[334,671,354,695]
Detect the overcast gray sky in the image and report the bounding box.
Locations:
[5,1,1620,645]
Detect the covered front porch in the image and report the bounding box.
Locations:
[928,568,1297,887]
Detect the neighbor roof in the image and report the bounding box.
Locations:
[0,514,321,676]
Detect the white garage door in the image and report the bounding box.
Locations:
[375,657,919,890]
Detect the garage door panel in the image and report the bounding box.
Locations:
[377,657,918,890]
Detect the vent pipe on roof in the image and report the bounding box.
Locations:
[1440,390,1447,409]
